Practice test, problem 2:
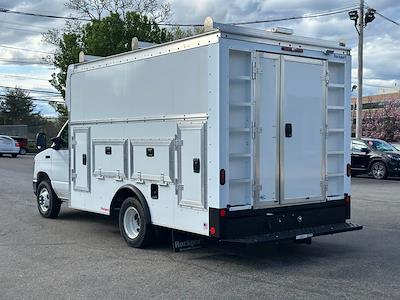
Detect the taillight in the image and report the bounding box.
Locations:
[345,194,351,204]
[219,209,226,217]
[210,227,216,235]
[15,142,20,147]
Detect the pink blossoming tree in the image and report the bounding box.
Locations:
[362,99,400,141]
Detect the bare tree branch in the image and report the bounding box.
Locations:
[66,0,171,21]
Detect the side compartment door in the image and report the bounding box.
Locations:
[176,122,206,209]
[280,56,326,204]
[254,53,280,208]
[72,127,91,194]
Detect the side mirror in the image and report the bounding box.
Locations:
[51,136,62,150]
[36,132,47,151]
[361,147,370,154]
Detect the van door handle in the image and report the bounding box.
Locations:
[285,123,292,138]
[82,154,87,165]
[45,155,50,159]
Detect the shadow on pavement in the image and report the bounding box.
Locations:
[55,207,360,266]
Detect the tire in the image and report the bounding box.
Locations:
[19,148,27,155]
[36,181,62,218]
[370,161,387,180]
[11,153,17,158]
[119,197,153,248]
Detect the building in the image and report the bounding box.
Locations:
[351,91,400,136]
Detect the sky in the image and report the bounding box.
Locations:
[0,0,399,117]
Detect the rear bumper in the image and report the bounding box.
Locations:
[222,222,362,244]
[209,199,355,239]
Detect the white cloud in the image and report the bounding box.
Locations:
[0,0,399,102]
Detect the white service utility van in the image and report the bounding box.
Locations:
[33,18,362,248]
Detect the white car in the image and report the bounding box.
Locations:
[0,135,20,157]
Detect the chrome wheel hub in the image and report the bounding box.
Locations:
[123,206,141,239]
[38,188,50,212]
[372,163,385,179]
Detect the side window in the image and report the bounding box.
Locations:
[59,125,69,149]
[352,141,367,153]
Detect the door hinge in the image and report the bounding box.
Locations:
[71,172,77,180]
[115,170,123,182]
[175,181,184,194]
[321,180,328,190]
[251,121,261,139]
[159,173,169,186]
[135,171,145,184]
[252,61,260,80]
[174,135,183,150]
[324,71,329,85]
[252,180,262,199]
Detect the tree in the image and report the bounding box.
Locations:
[66,0,171,22]
[45,7,172,98]
[169,26,204,40]
[362,100,400,142]
[0,88,38,125]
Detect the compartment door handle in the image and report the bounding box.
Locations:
[285,123,292,138]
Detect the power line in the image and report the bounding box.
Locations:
[0,74,50,82]
[0,19,59,30]
[1,5,359,27]
[1,26,44,34]
[0,45,54,55]
[0,8,90,22]
[375,11,400,26]
[228,6,358,25]
[0,85,60,95]
[0,59,51,65]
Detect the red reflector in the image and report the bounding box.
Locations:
[345,195,351,204]
[346,163,351,177]
[210,227,216,235]
[220,169,225,185]
[219,209,226,217]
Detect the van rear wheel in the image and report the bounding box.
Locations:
[37,181,61,218]
[119,197,152,248]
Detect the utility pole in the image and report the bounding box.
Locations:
[355,0,364,138]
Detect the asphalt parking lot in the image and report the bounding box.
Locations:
[0,156,399,299]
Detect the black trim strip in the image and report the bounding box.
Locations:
[222,222,363,245]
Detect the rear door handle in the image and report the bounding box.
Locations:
[45,155,50,159]
[285,123,292,138]
[82,154,87,165]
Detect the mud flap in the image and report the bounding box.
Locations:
[171,229,205,252]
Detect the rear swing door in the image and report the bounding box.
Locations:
[254,53,327,208]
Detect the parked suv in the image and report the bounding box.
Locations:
[351,138,400,179]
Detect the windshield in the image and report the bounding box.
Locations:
[366,140,398,152]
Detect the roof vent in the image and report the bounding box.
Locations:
[267,27,294,35]
[204,16,214,32]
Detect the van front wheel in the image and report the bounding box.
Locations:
[37,181,61,218]
[119,197,152,248]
